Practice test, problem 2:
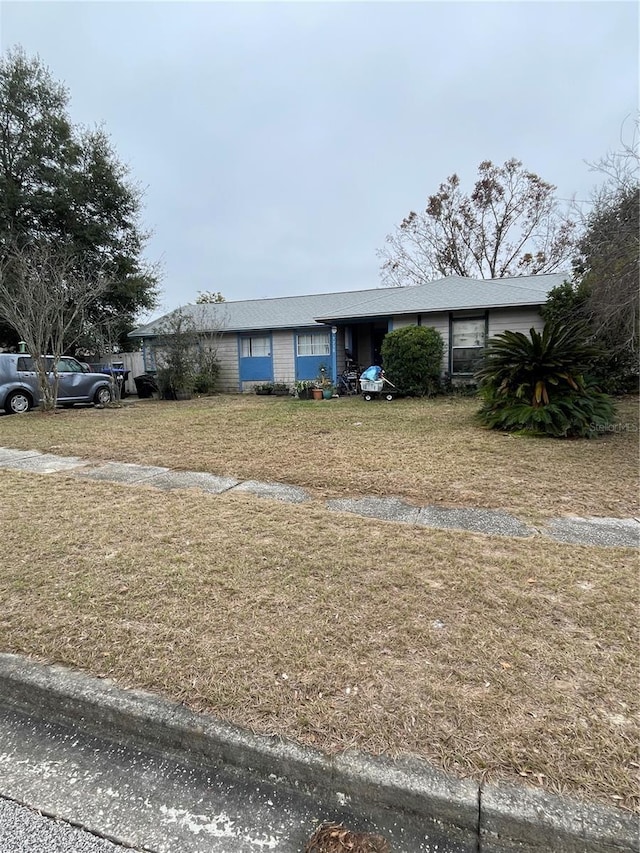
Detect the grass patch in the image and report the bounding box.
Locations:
[0,394,637,522]
[1,470,637,811]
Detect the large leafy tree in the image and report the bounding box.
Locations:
[576,183,638,354]
[379,159,575,286]
[0,47,158,350]
[543,134,639,391]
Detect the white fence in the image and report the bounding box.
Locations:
[119,351,145,394]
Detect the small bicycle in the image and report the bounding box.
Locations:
[337,369,359,396]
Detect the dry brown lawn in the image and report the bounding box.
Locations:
[1,395,638,811]
[0,467,638,812]
[0,393,637,521]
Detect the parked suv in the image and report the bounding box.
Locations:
[0,354,112,414]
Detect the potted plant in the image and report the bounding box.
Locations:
[272,382,290,396]
[254,383,274,395]
[294,380,314,400]
[314,364,334,400]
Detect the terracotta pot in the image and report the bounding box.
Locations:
[312,388,323,400]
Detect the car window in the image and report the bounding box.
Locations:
[17,356,35,370]
[56,358,83,373]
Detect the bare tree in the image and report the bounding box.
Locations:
[378,159,575,286]
[152,304,227,399]
[0,241,108,410]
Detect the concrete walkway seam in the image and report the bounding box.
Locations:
[0,447,638,547]
[0,655,636,853]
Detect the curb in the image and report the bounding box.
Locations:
[0,655,637,852]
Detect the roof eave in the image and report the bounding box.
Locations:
[314,299,546,322]
[128,321,324,338]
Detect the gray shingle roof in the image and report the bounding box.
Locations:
[129,288,382,337]
[314,273,569,321]
[129,273,568,337]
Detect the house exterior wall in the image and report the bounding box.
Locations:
[213,334,240,392]
[138,303,545,394]
[390,315,419,329]
[272,330,295,386]
[420,312,450,372]
[388,307,542,379]
[488,306,543,338]
[390,312,450,373]
[212,327,344,392]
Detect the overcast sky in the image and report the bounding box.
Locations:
[1,1,638,319]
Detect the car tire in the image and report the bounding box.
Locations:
[5,390,32,414]
[94,386,112,406]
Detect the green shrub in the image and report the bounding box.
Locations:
[478,381,614,437]
[381,326,444,396]
[476,321,615,438]
[543,278,639,395]
[156,364,195,400]
[190,344,220,395]
[193,356,220,394]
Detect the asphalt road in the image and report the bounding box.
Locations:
[0,706,465,853]
[0,797,129,853]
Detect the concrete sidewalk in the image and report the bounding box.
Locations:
[0,446,638,547]
[0,656,637,853]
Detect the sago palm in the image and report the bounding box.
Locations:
[475,321,602,406]
[475,321,614,438]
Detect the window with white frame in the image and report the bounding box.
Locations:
[296,332,330,356]
[241,336,270,358]
[451,317,486,374]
